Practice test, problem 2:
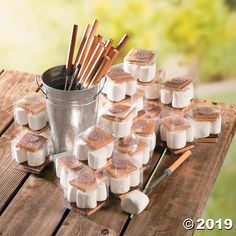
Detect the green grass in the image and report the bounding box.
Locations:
[195,93,236,236]
[202,91,236,105]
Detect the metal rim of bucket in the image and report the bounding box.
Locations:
[45,96,98,108]
[36,75,106,101]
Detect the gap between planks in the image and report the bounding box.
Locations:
[0,71,41,215]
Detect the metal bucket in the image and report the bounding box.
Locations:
[41,65,104,153]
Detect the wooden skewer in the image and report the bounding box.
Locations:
[81,43,107,87]
[66,24,78,70]
[88,48,118,88]
[68,24,90,90]
[77,34,103,80]
[103,39,113,56]
[77,35,98,78]
[64,24,78,90]
[77,19,99,69]
[87,56,111,88]
[85,34,128,89]
[79,42,104,85]
[107,47,119,67]
[116,34,129,51]
[74,24,90,65]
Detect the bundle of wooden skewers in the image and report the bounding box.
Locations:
[64,19,128,91]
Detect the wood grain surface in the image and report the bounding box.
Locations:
[124,101,236,236]
[0,165,66,236]
[53,149,163,235]
[0,71,235,236]
[0,70,39,135]
[0,71,39,213]
[0,125,29,213]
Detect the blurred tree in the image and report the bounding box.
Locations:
[0,0,236,82]
[163,0,236,81]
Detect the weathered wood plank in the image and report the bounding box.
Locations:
[56,149,163,235]
[0,70,38,135]
[0,71,39,212]
[124,101,236,236]
[0,125,29,213]
[56,212,117,236]
[0,166,66,236]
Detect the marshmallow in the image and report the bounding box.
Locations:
[186,83,194,100]
[103,67,137,102]
[11,132,49,167]
[103,80,126,102]
[14,92,48,130]
[130,170,140,187]
[98,104,136,138]
[135,133,156,152]
[100,89,144,114]
[97,182,107,201]
[160,124,167,141]
[185,117,195,142]
[132,118,157,152]
[76,189,97,209]
[110,175,131,194]
[116,136,150,167]
[27,143,48,166]
[123,63,139,80]
[73,127,114,170]
[14,107,28,125]
[121,190,149,214]
[166,129,187,149]
[67,182,77,202]
[11,144,27,163]
[124,63,156,83]
[160,89,172,104]
[172,89,191,108]
[105,158,141,194]
[67,170,108,209]
[139,64,157,82]
[191,106,222,138]
[211,116,222,134]
[54,152,85,189]
[137,72,161,100]
[160,115,192,149]
[140,101,161,133]
[28,111,47,131]
[194,121,211,138]
[126,79,137,96]
[124,49,156,82]
[161,75,194,108]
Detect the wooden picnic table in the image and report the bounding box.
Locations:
[0,70,235,236]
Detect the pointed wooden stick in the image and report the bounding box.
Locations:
[77,19,99,68]
[66,24,78,70]
[77,35,98,77]
[88,48,119,88]
[81,43,106,86]
[103,39,113,56]
[116,34,129,51]
[107,47,119,67]
[79,42,104,85]
[64,24,78,90]
[87,56,111,88]
[74,24,90,65]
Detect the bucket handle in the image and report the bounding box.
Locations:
[36,75,46,96]
[94,76,107,99]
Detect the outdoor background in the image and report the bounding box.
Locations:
[0,0,235,235]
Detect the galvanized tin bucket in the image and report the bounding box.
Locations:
[41,65,105,153]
